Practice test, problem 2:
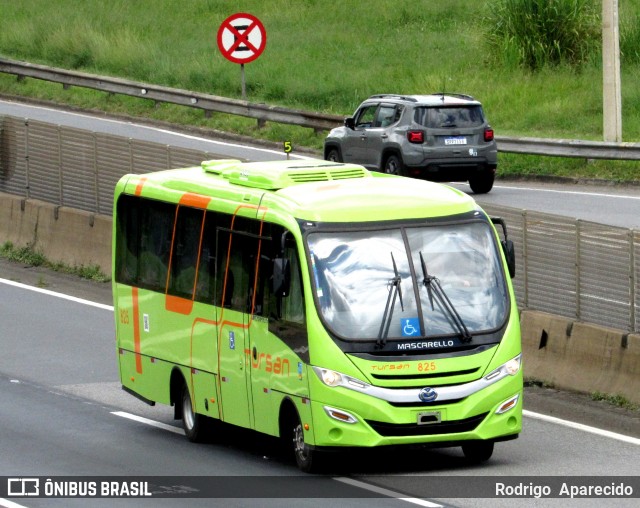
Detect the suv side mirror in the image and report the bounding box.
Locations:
[344,117,355,130]
[272,258,291,297]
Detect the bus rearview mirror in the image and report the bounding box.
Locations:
[502,239,516,279]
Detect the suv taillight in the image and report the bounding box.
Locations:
[484,128,494,142]
[407,130,424,144]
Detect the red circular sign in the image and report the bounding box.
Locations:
[217,13,267,64]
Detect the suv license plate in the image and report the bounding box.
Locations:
[444,136,467,145]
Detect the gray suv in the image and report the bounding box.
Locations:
[324,93,497,193]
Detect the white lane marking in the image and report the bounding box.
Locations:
[0,500,30,508]
[450,181,640,200]
[153,126,313,160]
[0,99,312,160]
[4,279,639,446]
[484,185,640,200]
[0,277,113,311]
[111,411,183,435]
[524,409,640,445]
[492,184,640,200]
[334,477,443,507]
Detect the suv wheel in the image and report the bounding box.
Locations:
[383,154,405,176]
[326,148,342,163]
[469,170,495,194]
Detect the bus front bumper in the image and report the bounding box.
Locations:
[306,372,523,449]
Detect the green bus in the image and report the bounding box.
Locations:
[112,158,522,472]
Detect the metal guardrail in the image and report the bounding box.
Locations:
[3,57,640,159]
[496,136,640,160]
[1,115,639,332]
[0,58,340,132]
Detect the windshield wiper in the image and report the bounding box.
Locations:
[419,251,472,343]
[377,252,404,348]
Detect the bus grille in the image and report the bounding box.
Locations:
[370,367,480,381]
[386,398,466,408]
[365,412,488,437]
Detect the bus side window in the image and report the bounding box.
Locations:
[115,195,140,285]
[115,195,174,292]
[266,227,304,325]
[138,200,174,292]
[167,206,205,299]
[216,216,260,313]
[195,210,219,305]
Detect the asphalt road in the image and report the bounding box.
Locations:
[2,96,640,230]
[452,180,640,230]
[0,260,639,508]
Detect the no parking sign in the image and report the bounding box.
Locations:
[217,13,267,64]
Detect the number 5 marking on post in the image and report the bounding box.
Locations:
[283,141,293,159]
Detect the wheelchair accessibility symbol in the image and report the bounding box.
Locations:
[401,318,421,337]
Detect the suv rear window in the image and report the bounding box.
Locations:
[414,106,485,129]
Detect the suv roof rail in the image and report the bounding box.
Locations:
[431,92,477,101]
[367,94,418,102]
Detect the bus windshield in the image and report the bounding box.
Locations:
[306,220,508,341]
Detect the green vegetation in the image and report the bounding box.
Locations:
[0,0,639,181]
[591,391,639,411]
[524,377,556,389]
[484,0,600,70]
[0,241,110,282]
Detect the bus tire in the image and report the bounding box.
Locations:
[291,416,324,473]
[462,441,494,463]
[181,384,207,443]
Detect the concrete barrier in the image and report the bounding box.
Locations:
[0,192,111,274]
[521,310,640,405]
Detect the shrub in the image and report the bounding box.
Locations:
[483,0,600,70]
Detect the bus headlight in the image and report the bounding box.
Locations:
[318,368,343,387]
[312,367,369,390]
[484,354,522,381]
[504,355,522,376]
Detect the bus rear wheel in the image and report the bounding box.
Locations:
[462,441,494,463]
[181,384,207,443]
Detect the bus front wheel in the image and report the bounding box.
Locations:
[291,416,323,473]
[462,441,494,463]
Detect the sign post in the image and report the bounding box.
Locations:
[217,13,267,100]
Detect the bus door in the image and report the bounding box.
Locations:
[247,227,309,436]
[215,218,261,428]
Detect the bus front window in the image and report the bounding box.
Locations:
[306,221,508,342]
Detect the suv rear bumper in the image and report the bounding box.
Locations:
[405,157,496,182]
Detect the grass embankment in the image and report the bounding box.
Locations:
[0,241,109,282]
[0,0,639,181]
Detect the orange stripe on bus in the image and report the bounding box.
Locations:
[165,294,194,315]
[165,206,181,294]
[180,192,212,209]
[134,177,147,196]
[132,287,143,374]
[190,208,207,303]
